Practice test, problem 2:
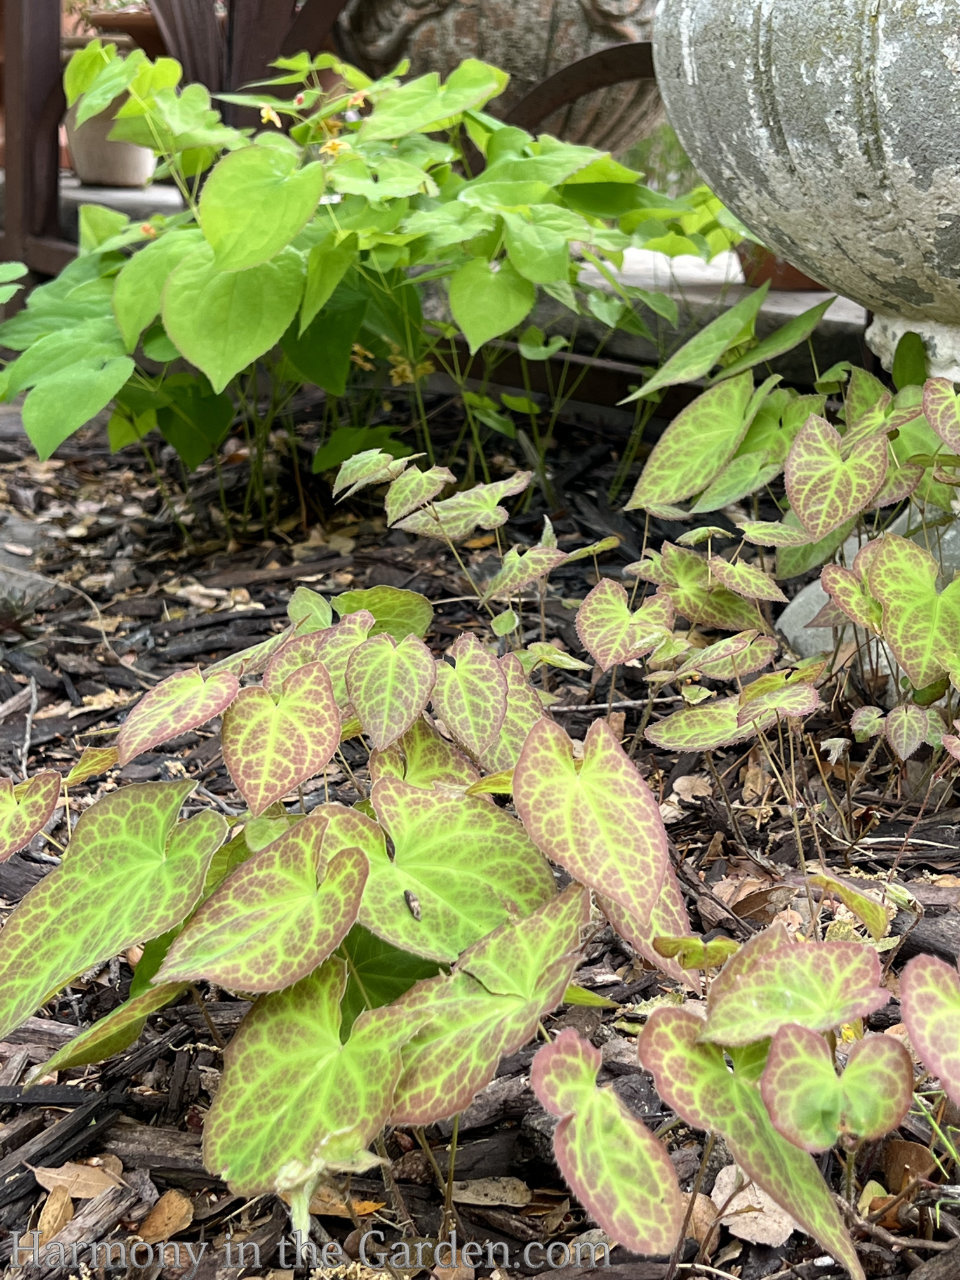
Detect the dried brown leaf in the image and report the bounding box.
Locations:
[138,1188,194,1243]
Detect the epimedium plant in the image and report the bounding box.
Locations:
[0,39,741,533]
[1,452,959,1278]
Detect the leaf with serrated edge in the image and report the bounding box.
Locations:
[704,927,887,1046]
[479,654,544,774]
[396,472,532,542]
[386,465,455,525]
[346,634,436,751]
[646,697,774,752]
[659,544,764,633]
[626,373,754,510]
[333,448,414,499]
[735,682,820,727]
[820,565,882,633]
[117,667,239,765]
[532,1029,683,1255]
[204,958,408,1199]
[432,633,507,760]
[0,772,61,863]
[323,782,555,963]
[62,747,119,788]
[207,629,292,678]
[390,884,588,1123]
[514,718,667,927]
[0,781,226,1040]
[265,610,375,704]
[866,535,960,689]
[576,580,675,671]
[760,1024,913,1152]
[600,863,700,994]
[785,416,887,540]
[900,954,960,1109]
[640,1007,866,1280]
[369,716,481,791]
[709,557,787,604]
[923,377,960,453]
[36,983,187,1076]
[676,632,777,682]
[222,663,340,816]
[480,545,567,603]
[885,705,927,761]
[157,814,366,992]
[288,585,333,634]
[334,586,433,642]
[738,520,812,548]
[807,873,889,942]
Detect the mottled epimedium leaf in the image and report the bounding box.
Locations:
[385,464,455,525]
[62,747,119,788]
[204,958,407,1201]
[116,667,240,765]
[575,580,675,671]
[346,634,436,750]
[850,705,884,741]
[820,565,882,633]
[736,680,821,727]
[369,716,481,791]
[395,472,532,541]
[807,873,890,942]
[738,520,812,549]
[600,864,699,994]
[514,718,668,927]
[480,544,567,603]
[657,544,765,633]
[900,954,960,1109]
[432,633,507,760]
[563,535,621,563]
[532,1029,683,1255]
[0,772,61,863]
[35,983,187,1076]
[390,884,588,1123]
[784,416,887,540]
[675,632,777,682]
[338,925,441,1036]
[625,373,755,510]
[653,934,740,968]
[334,586,433,642]
[287,585,333,634]
[704,925,888,1047]
[479,654,544,774]
[708,556,787,604]
[923,377,960,453]
[884,704,928,762]
[157,814,366,992]
[265,610,376,707]
[323,782,555,964]
[866,535,960,689]
[0,782,226,1040]
[222,663,340,816]
[646,696,780,753]
[522,641,592,674]
[333,448,413,500]
[640,1006,866,1280]
[206,628,292,678]
[760,1024,913,1152]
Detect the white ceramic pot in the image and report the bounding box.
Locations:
[653,0,960,376]
[65,102,156,189]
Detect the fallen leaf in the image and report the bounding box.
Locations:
[880,1140,936,1194]
[138,1188,193,1243]
[684,1191,719,1251]
[30,1161,124,1198]
[672,775,712,804]
[35,1185,73,1246]
[280,1185,384,1218]
[451,1177,532,1208]
[711,1164,797,1247]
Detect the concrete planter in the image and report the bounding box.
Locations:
[337,0,660,153]
[653,0,960,376]
[65,101,156,188]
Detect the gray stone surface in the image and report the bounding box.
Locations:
[0,173,185,243]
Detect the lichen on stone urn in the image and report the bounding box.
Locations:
[337,0,660,153]
[652,0,960,377]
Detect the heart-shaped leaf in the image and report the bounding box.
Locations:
[646,696,787,752]
[658,544,765,633]
[222,663,340,815]
[334,586,434,642]
[785,416,887,539]
[708,556,787,604]
[385,464,455,526]
[866,535,960,689]
[478,654,544,774]
[575,580,675,670]
[514,719,668,927]
[760,1025,913,1152]
[884,704,928,761]
[62,747,119,788]
[820,565,882,633]
[431,633,507,760]
[346,634,436,750]
[396,472,531,541]
[481,543,567,603]
[334,449,413,500]
[532,1029,683,1256]
[0,772,61,863]
[0,781,226,1040]
[265,610,376,706]
[675,632,777,682]
[369,717,481,792]
[117,667,239,765]
[900,953,960,1109]
[923,377,960,452]
[157,814,367,992]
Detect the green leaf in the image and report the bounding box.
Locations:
[338,925,441,1035]
[703,924,887,1046]
[62,747,119,789]
[884,704,928,761]
[900,954,960,1110]
[785,416,887,539]
[369,717,481,793]
[480,544,566,603]
[22,356,135,460]
[777,516,856,581]
[575,581,674,670]
[866,534,960,688]
[640,1006,866,1280]
[265,611,375,709]
[162,244,305,393]
[807,873,889,942]
[713,297,835,381]
[158,814,366,992]
[288,586,333,634]
[625,374,755,510]
[334,585,433,642]
[222,663,341,815]
[501,211,570,285]
[675,631,777,682]
[892,332,928,390]
[514,719,668,928]
[200,147,325,271]
[396,472,532,542]
[656,544,765,633]
[0,772,61,864]
[622,285,769,402]
[112,229,205,352]
[301,233,359,333]
[283,296,366,396]
[346,634,436,750]
[820,564,882,633]
[390,884,589,1123]
[385,464,455,526]
[36,983,187,1075]
[448,258,536,354]
[154,374,235,470]
[117,666,240,765]
[334,448,413,500]
[600,865,697,992]
[760,1025,913,1151]
[922,376,960,453]
[532,1029,683,1255]
[708,556,787,604]
[203,959,407,1200]
[360,61,509,141]
[0,781,225,1041]
[479,654,544,774]
[432,633,506,760]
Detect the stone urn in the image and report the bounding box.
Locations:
[653,0,960,376]
[337,0,661,153]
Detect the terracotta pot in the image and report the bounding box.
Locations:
[65,100,156,187]
[735,243,825,292]
[86,10,167,60]
[336,0,661,154]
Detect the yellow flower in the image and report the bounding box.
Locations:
[387,346,435,386]
[350,344,375,372]
[260,105,282,128]
[320,137,349,157]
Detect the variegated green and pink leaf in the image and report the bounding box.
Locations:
[346,633,436,750]
[900,954,960,1110]
[0,771,61,863]
[785,416,887,540]
[576,580,675,671]
[117,667,239,764]
[431,632,507,760]
[866,535,960,689]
